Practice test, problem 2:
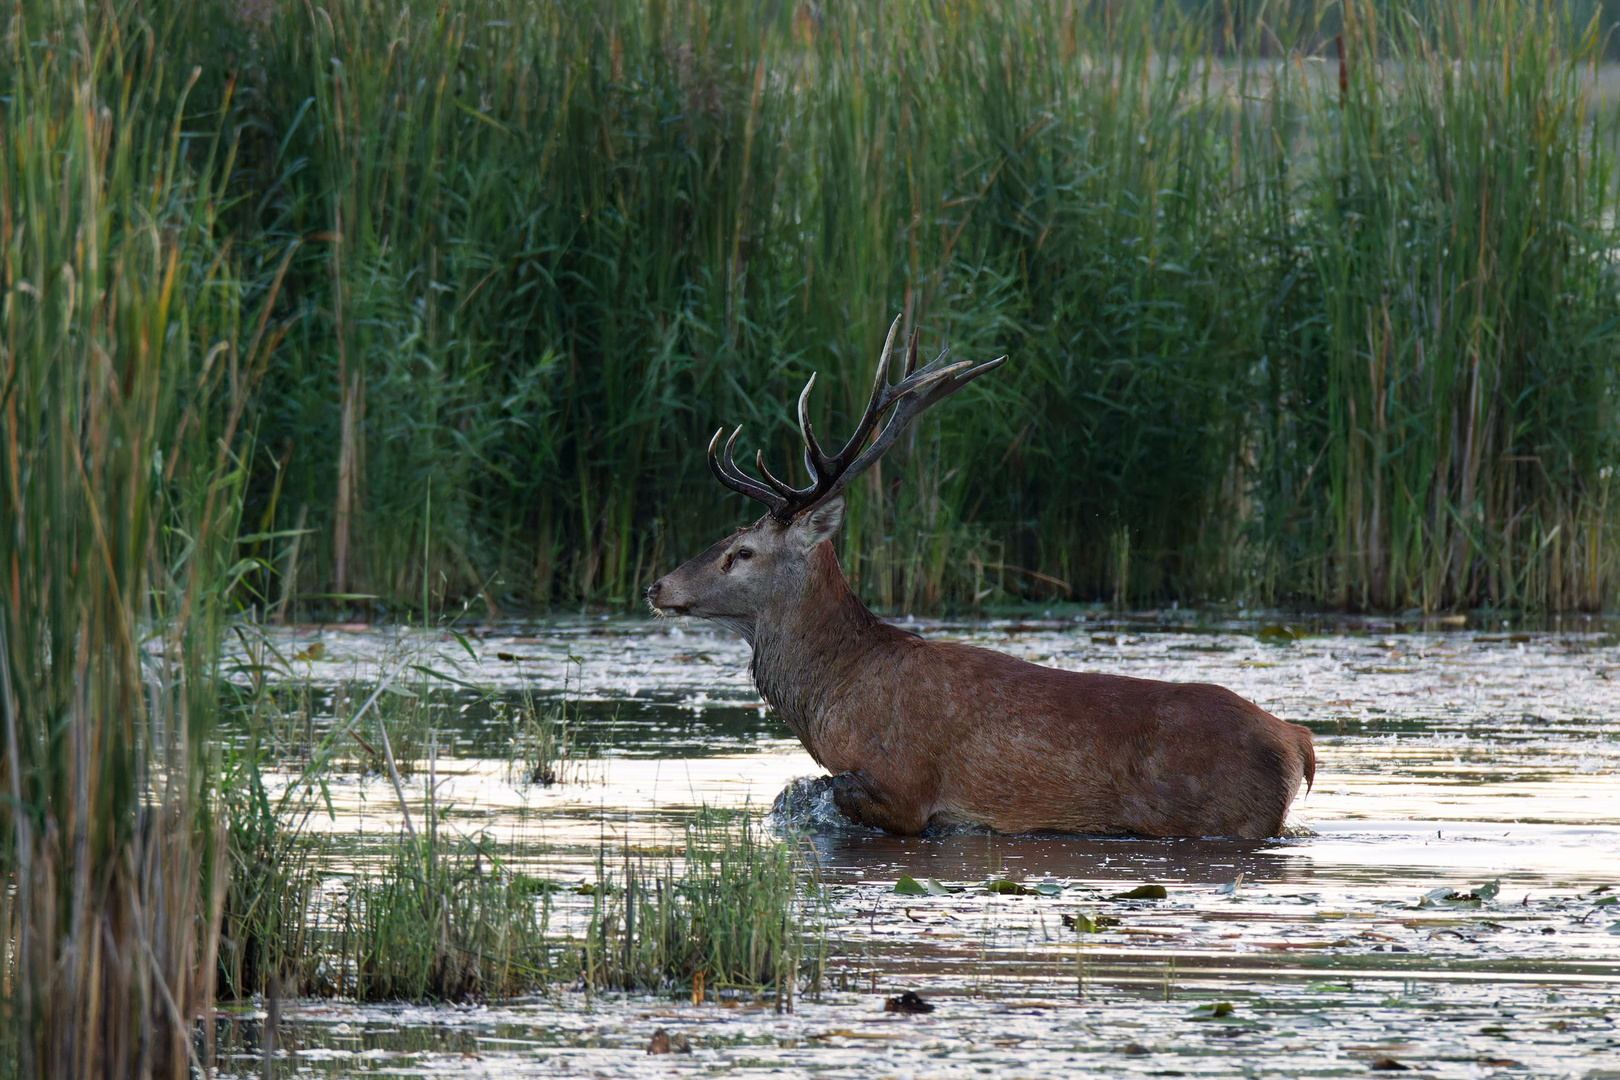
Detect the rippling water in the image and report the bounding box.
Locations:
[220,612,1620,1078]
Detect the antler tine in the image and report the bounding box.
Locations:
[811,353,1009,508]
[859,314,905,435]
[755,450,799,497]
[795,373,827,483]
[705,321,1007,523]
[707,426,787,516]
[806,314,904,479]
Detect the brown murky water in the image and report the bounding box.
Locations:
[221,612,1620,1078]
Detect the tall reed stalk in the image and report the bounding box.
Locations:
[1290,2,1620,609]
[1,2,278,1075]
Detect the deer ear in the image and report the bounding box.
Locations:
[791,497,845,548]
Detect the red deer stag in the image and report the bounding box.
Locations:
[646,318,1314,837]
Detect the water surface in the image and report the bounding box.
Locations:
[221,612,1620,1078]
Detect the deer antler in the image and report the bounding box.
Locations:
[707,316,1007,522]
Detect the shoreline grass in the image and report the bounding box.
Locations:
[227,807,821,1005]
[1,1,272,1073]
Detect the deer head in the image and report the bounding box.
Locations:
[646,316,1006,638]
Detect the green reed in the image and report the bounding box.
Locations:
[207,0,1619,615]
[1287,2,1620,610]
[0,1,279,1075]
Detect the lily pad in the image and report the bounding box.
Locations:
[1111,884,1168,900]
[894,875,929,896]
[985,879,1033,895]
[1187,1001,1235,1018]
[509,875,571,896]
[1306,980,1353,994]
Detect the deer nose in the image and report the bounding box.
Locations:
[645,580,663,606]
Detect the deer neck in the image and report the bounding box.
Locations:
[748,542,890,757]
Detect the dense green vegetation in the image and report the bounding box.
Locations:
[227,0,1620,615]
[11,0,1613,623]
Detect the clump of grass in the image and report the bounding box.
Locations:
[503,693,572,788]
[503,658,581,788]
[581,808,821,998]
[291,808,819,1003]
[340,834,563,1002]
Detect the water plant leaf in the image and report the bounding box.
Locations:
[646,1028,691,1054]
[1477,879,1500,902]
[1306,981,1353,994]
[1605,921,1620,934]
[1419,885,1485,907]
[1217,873,1245,895]
[1591,896,1617,907]
[1187,1001,1234,1018]
[893,875,929,896]
[985,879,1033,895]
[409,664,485,691]
[448,629,479,662]
[1034,881,1064,896]
[1063,913,1120,932]
[925,878,958,896]
[510,875,571,896]
[1112,884,1168,900]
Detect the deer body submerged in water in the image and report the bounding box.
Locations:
[647,320,1314,838]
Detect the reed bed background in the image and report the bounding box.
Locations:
[7,0,1599,617]
[216,0,1620,615]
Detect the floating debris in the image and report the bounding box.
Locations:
[883,991,934,1014]
[646,1028,691,1054]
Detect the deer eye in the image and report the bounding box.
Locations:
[736,548,754,560]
